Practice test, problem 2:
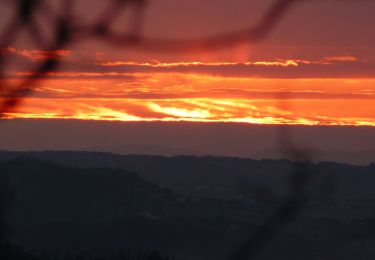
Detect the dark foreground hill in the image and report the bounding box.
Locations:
[1,153,375,259]
[0,158,257,260]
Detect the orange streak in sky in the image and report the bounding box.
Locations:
[97,59,300,67]
[3,73,375,126]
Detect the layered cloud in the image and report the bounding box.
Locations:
[3,73,375,126]
[1,47,373,78]
[1,46,375,126]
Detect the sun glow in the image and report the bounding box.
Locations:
[3,69,375,126]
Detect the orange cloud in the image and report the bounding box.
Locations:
[323,56,359,62]
[1,46,369,79]
[4,74,375,126]
[98,60,300,68]
[1,46,373,126]
[0,47,73,61]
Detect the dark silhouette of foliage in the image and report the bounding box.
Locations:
[0,243,173,260]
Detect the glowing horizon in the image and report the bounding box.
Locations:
[3,69,375,126]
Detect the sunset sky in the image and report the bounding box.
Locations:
[1,0,375,126]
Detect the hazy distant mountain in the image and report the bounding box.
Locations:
[83,144,375,165]
[252,148,375,165]
[83,143,202,156]
[2,119,375,165]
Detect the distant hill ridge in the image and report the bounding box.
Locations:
[1,151,375,201]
